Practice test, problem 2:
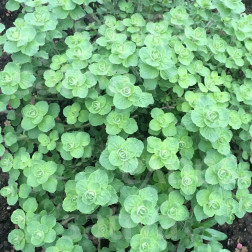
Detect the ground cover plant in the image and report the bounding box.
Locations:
[0,0,251,251]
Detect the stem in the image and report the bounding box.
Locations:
[98,239,101,251]
[139,171,153,189]
[137,0,143,12]
[64,123,91,131]
[130,67,142,83]
[0,110,9,114]
[34,97,63,101]
[160,102,175,110]
[113,0,117,14]
[148,5,152,21]
[205,20,213,28]
[61,216,75,226]
[132,114,138,119]
[56,204,62,210]
[17,136,29,141]
[56,176,68,181]
[91,13,102,25]
[3,135,29,144]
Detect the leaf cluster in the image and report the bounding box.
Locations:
[0,0,251,251]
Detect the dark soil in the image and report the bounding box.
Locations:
[217,213,252,251]
[0,173,15,252]
[0,1,252,252]
[0,111,16,251]
[0,0,20,30]
[0,1,20,251]
[243,0,252,13]
[0,0,21,71]
[214,2,252,252]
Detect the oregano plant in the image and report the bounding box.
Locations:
[0,0,251,251]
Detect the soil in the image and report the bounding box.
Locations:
[0,1,252,252]
[217,213,252,251]
[0,0,20,30]
[0,1,20,251]
[0,172,15,252]
[0,0,21,71]
[0,109,16,252]
[243,0,252,13]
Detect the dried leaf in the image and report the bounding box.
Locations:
[235,246,248,252]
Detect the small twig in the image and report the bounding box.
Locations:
[34,97,63,101]
[64,123,91,131]
[98,239,101,251]
[61,216,75,226]
[139,171,153,189]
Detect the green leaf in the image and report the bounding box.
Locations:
[89,113,104,126]
[139,63,159,79]
[22,197,38,213]
[38,115,55,132]
[6,0,20,11]
[99,149,116,171]
[119,207,138,228]
[11,209,25,229]
[0,23,5,33]
[0,144,5,156]
[203,228,227,241]
[19,184,31,199]
[139,187,158,203]
[196,189,210,206]
[42,176,58,193]
[159,214,176,229]
[194,204,208,221]
[200,127,221,142]
[149,155,164,170]
[8,229,25,250]
[77,199,96,214]
[123,118,138,134]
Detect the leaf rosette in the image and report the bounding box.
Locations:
[59,131,91,160]
[105,111,138,135]
[100,135,144,173]
[160,190,189,229]
[130,224,167,252]
[119,187,159,227]
[75,169,118,214]
[61,68,97,99]
[108,75,154,109]
[147,136,180,170]
[191,95,230,142]
[169,164,202,195]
